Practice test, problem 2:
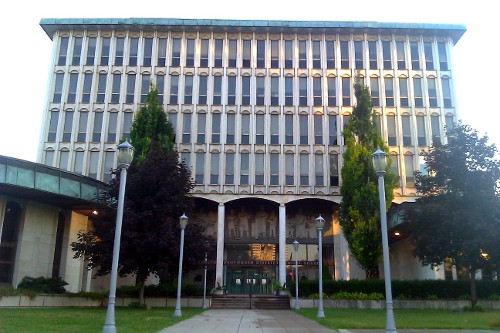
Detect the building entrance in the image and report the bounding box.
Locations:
[225,266,275,294]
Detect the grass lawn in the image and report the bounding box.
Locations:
[298,308,500,330]
[0,307,204,333]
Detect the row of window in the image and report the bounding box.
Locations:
[52,71,453,109]
[57,34,450,71]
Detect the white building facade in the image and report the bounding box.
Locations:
[35,18,466,293]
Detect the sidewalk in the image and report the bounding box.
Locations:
[156,309,499,333]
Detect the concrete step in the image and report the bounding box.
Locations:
[211,294,290,310]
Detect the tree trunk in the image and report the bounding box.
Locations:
[137,280,145,306]
[468,266,477,307]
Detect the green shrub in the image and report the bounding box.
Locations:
[17,276,67,294]
[127,301,145,308]
[458,293,471,300]
[488,293,499,300]
[427,294,438,300]
[463,304,483,312]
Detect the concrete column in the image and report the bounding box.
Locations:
[278,203,286,285]
[215,203,225,287]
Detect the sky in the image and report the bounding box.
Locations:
[0,0,498,162]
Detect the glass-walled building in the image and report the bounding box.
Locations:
[37,18,466,293]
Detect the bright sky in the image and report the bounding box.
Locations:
[0,0,497,162]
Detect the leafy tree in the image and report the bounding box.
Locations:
[405,122,500,306]
[339,79,396,279]
[72,84,213,305]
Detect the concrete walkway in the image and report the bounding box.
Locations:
[156,309,499,333]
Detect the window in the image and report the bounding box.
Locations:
[71,37,82,66]
[182,113,191,143]
[340,41,349,69]
[428,77,438,107]
[312,41,321,69]
[442,77,452,108]
[168,113,177,133]
[100,37,110,66]
[73,150,84,174]
[126,74,136,104]
[424,42,434,70]
[343,115,350,128]
[111,73,121,103]
[315,154,324,186]
[271,77,279,106]
[382,41,392,69]
[270,153,279,185]
[156,74,165,103]
[225,152,235,184]
[374,114,382,136]
[399,77,409,107]
[431,114,441,145]
[92,112,103,142]
[298,40,307,69]
[271,40,279,68]
[45,150,54,166]
[387,114,397,146]
[445,115,455,132]
[299,115,308,144]
[241,76,250,105]
[285,77,293,106]
[255,114,264,144]
[107,112,117,142]
[241,114,250,144]
[328,115,337,145]
[285,153,294,185]
[314,114,323,144]
[169,74,179,104]
[242,40,251,68]
[327,77,336,106]
[413,77,423,107]
[240,153,249,185]
[325,41,335,68]
[85,37,97,66]
[82,73,92,103]
[143,38,153,66]
[390,155,400,186]
[67,73,78,103]
[285,114,293,144]
[313,77,322,106]
[438,42,448,70]
[210,153,219,184]
[416,115,426,146]
[59,150,69,171]
[200,39,209,67]
[198,75,208,105]
[401,115,412,146]
[96,73,107,103]
[122,112,133,141]
[213,76,222,105]
[227,76,236,105]
[228,39,237,67]
[114,37,125,66]
[62,111,73,142]
[300,154,309,185]
[270,114,279,144]
[255,153,264,185]
[384,77,394,107]
[195,152,204,184]
[77,111,88,142]
[404,155,415,187]
[180,152,190,169]
[157,37,167,66]
[370,77,380,106]
[196,113,206,143]
[171,38,181,67]
[226,114,235,144]
[53,73,64,103]
[299,77,308,106]
[396,41,406,69]
[410,42,420,70]
[329,154,339,186]
[103,151,114,183]
[212,113,221,143]
[284,40,293,69]
[58,37,69,66]
[342,77,351,106]
[184,75,193,104]
[186,38,195,67]
[354,41,363,69]
[368,41,377,69]
[256,76,265,105]
[257,40,265,68]
[213,39,223,67]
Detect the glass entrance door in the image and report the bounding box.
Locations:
[226,266,274,294]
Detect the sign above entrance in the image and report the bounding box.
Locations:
[224,260,319,266]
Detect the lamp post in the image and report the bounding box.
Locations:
[293,240,300,310]
[202,241,208,309]
[103,141,134,333]
[173,213,188,317]
[371,148,397,333]
[315,214,325,318]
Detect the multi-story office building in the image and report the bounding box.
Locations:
[35,18,466,292]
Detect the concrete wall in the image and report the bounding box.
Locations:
[61,211,89,292]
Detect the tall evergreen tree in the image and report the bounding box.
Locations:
[405,123,500,306]
[339,79,396,278]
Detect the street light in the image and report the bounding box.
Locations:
[173,213,188,317]
[293,240,300,310]
[202,241,209,309]
[315,214,325,318]
[371,148,397,333]
[103,141,134,333]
